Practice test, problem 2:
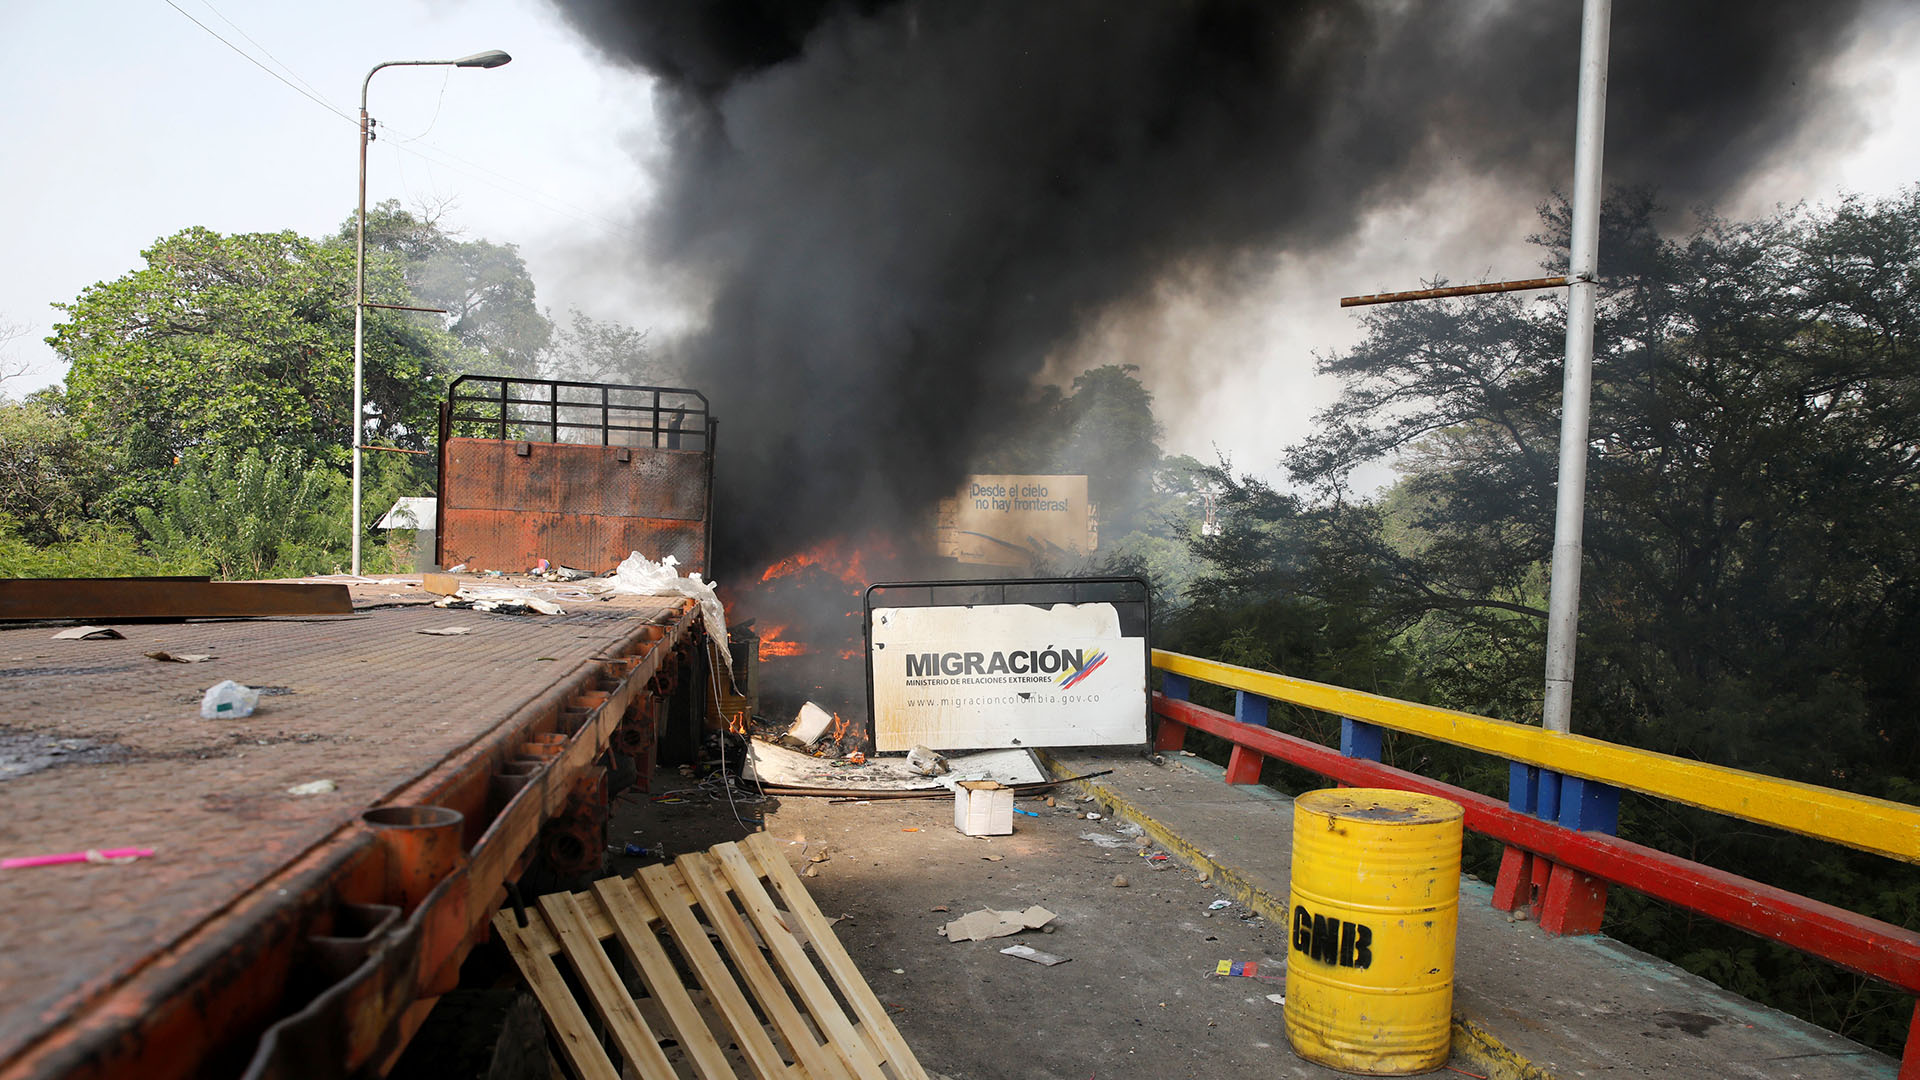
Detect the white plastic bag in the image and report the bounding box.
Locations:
[201,679,261,719]
[607,553,733,678]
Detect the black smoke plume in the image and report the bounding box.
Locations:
[549,0,1874,570]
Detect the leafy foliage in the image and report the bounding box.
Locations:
[134,446,348,579]
[1190,188,1920,1053]
[51,225,464,481]
[542,307,677,386]
[0,514,204,579]
[0,391,111,545]
[356,201,553,376]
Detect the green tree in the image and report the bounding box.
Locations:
[0,390,111,546]
[542,307,677,386]
[133,446,347,579]
[50,225,461,488]
[356,201,552,376]
[1273,188,1920,1051]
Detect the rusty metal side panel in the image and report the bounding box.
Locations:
[440,438,710,574]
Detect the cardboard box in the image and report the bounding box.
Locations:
[953,781,1015,836]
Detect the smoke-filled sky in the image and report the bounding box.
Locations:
[2,1,1916,569]
[547,0,1918,563]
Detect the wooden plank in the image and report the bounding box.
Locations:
[491,908,623,1080]
[743,834,930,1080]
[592,875,745,1080]
[539,890,681,1079]
[1154,648,1920,864]
[710,843,889,1080]
[0,578,353,620]
[650,857,849,1080]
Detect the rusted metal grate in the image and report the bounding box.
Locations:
[495,832,931,1080]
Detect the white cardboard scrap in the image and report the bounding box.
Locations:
[745,741,1044,791]
[1000,944,1071,966]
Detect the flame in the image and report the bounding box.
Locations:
[757,534,898,586]
[757,624,810,658]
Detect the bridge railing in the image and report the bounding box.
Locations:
[1149,649,1920,1076]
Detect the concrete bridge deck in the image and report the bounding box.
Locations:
[1043,748,1895,1079]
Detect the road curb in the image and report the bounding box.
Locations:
[1035,749,1556,1080]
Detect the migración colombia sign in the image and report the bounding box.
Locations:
[866,588,1149,751]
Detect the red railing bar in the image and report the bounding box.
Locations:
[1156,694,1920,993]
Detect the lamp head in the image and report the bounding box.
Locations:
[454,49,512,69]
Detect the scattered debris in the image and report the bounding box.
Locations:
[1267,994,1287,1006]
[416,626,473,636]
[1087,812,1103,821]
[145,650,213,663]
[1113,874,1129,888]
[2,847,154,869]
[434,589,564,616]
[287,779,337,796]
[1209,899,1232,911]
[788,702,836,746]
[942,906,1056,942]
[907,744,951,776]
[1013,806,1039,818]
[52,626,122,640]
[1079,832,1131,849]
[954,780,1015,836]
[1214,960,1280,979]
[200,680,262,719]
[1000,944,1071,966]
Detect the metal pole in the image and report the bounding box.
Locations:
[351,86,370,577]
[1542,0,1611,734]
[348,51,510,577]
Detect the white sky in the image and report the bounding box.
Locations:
[2,2,1916,485]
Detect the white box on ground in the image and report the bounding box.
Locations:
[954,780,1015,836]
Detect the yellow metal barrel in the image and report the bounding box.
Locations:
[1285,788,1463,1074]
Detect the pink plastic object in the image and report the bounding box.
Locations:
[2,847,155,869]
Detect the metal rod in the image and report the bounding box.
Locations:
[1543,0,1612,735]
[356,443,433,456]
[351,87,370,577]
[1339,276,1570,308]
[362,302,450,313]
[351,54,509,576]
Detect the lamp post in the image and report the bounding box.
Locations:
[352,49,510,577]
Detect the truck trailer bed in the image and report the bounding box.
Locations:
[0,578,705,1080]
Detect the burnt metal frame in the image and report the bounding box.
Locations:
[860,576,1152,749]
[446,376,711,450]
[436,376,721,573]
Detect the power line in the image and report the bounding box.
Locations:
[161,0,640,240]
[161,0,354,126]
[193,0,340,114]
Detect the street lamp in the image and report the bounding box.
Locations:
[351,49,511,576]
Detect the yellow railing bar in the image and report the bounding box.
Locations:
[1154,650,1920,865]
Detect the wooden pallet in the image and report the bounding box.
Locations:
[494,832,932,1080]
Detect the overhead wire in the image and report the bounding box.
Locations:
[161,0,354,126]
[193,0,338,111]
[162,1,644,248]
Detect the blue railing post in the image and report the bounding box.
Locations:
[1234,690,1270,727]
[1509,762,1540,814]
[1558,776,1620,835]
[1341,718,1383,762]
[1161,673,1190,702]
